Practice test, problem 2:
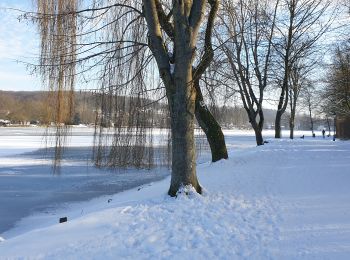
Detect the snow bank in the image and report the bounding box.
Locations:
[1,137,350,259]
[0,166,278,259]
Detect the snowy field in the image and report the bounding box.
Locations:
[0,127,350,259]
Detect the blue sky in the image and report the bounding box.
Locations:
[0,0,40,91]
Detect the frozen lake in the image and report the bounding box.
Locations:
[0,127,171,236]
[0,126,319,237]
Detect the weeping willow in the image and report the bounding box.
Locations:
[34,0,169,169]
[36,0,77,164]
[33,0,218,172]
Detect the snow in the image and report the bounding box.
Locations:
[1,128,350,259]
[0,127,169,236]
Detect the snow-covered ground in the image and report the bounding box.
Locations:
[1,127,350,259]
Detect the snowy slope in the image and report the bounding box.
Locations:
[1,137,350,259]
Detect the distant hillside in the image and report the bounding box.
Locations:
[0,91,96,124]
[0,91,171,126]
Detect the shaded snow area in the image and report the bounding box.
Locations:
[0,127,169,237]
[1,129,350,259]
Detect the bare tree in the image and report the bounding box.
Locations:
[273,0,333,138]
[300,81,318,135]
[218,0,279,145]
[288,59,315,139]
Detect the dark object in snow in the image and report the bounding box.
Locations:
[108,199,112,203]
[300,135,305,139]
[312,133,316,138]
[264,141,269,144]
[138,184,152,191]
[333,135,336,141]
[59,217,67,223]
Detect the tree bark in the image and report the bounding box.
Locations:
[194,79,228,162]
[254,127,264,146]
[289,76,299,140]
[167,68,201,197]
[275,110,283,138]
[251,120,264,146]
[275,84,290,139]
[289,119,294,139]
[308,104,314,135]
[289,107,296,139]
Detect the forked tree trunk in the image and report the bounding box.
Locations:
[245,109,264,146]
[251,121,264,146]
[194,79,228,162]
[275,85,288,139]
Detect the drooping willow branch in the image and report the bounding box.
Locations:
[34,0,223,170]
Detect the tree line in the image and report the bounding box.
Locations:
[0,90,328,131]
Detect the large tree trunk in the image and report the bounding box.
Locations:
[194,79,228,162]
[169,109,201,196]
[167,68,201,197]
